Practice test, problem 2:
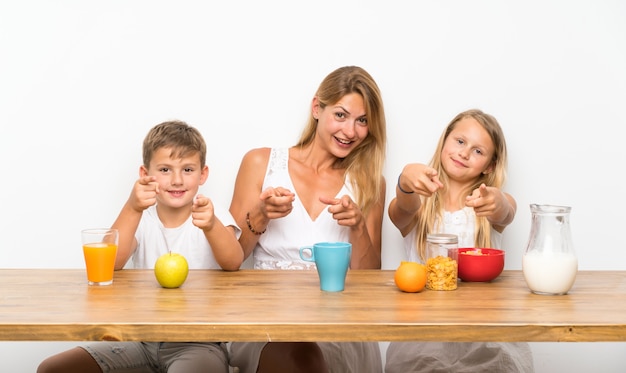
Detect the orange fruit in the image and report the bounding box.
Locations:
[394,261,427,293]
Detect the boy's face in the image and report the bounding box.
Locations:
[141,147,208,209]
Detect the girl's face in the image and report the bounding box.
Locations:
[441,117,495,183]
[312,92,369,159]
[141,147,208,209]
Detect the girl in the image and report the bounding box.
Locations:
[386,109,534,372]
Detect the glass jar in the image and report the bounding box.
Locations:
[522,204,578,295]
[425,233,458,290]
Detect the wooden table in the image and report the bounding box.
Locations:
[1,269,625,342]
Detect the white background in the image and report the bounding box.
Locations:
[1,1,625,371]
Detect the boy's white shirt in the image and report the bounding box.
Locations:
[129,204,241,269]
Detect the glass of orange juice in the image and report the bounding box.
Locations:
[81,228,118,286]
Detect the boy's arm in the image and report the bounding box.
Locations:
[111,202,142,269]
[111,175,159,270]
[193,195,244,271]
[202,222,243,271]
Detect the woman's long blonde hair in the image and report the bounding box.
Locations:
[295,66,387,215]
[414,109,508,261]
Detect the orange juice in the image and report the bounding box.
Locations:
[83,242,117,285]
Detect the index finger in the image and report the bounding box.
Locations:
[429,175,444,190]
[194,194,209,207]
[139,175,156,185]
[138,175,159,194]
[319,196,340,206]
[478,183,488,197]
[423,168,443,189]
[260,187,295,201]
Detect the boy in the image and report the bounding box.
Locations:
[38,120,243,373]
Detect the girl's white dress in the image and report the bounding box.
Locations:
[385,207,534,373]
[229,148,383,373]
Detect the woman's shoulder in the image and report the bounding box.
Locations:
[244,146,272,156]
[242,147,272,165]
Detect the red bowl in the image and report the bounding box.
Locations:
[454,248,505,282]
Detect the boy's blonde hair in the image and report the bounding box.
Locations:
[414,109,508,261]
[142,120,207,168]
[296,66,387,215]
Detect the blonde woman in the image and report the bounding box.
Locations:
[229,66,387,373]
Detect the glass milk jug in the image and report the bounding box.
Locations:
[522,204,578,295]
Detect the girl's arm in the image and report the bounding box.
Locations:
[465,184,517,232]
[389,164,443,236]
[488,191,517,232]
[388,174,422,237]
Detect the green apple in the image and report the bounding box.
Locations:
[154,251,189,288]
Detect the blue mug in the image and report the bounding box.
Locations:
[299,242,352,292]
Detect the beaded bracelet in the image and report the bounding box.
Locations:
[397,175,414,194]
[246,211,266,235]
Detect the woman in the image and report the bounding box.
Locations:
[229,66,387,373]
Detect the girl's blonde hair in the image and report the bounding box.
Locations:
[414,109,508,261]
[295,66,387,215]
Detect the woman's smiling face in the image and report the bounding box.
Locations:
[313,92,369,158]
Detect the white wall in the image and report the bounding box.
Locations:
[1,1,625,371]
